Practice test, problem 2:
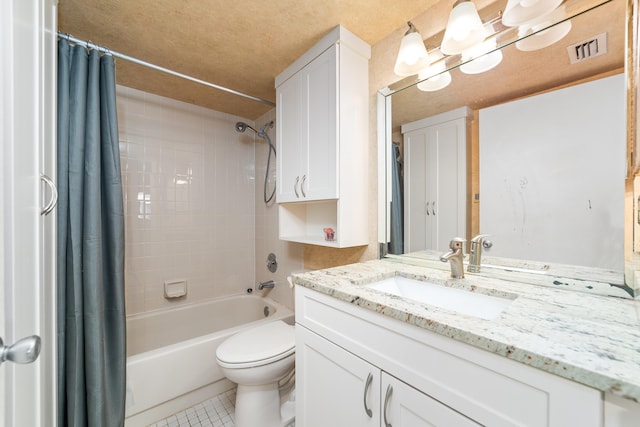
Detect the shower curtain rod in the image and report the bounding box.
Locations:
[57,33,276,107]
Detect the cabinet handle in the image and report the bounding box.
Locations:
[300,174,307,198]
[383,384,393,427]
[363,372,373,417]
[432,201,436,216]
[426,201,430,216]
[294,176,300,198]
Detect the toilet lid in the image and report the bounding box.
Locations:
[216,320,295,366]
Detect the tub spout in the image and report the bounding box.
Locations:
[258,280,275,290]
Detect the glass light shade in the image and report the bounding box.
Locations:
[516,7,572,51]
[441,0,487,55]
[502,0,563,27]
[394,29,430,77]
[460,39,503,74]
[417,70,452,92]
[417,53,452,92]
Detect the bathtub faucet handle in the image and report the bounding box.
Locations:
[258,280,275,290]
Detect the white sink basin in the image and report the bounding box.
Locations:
[366,276,513,320]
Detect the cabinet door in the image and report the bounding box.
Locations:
[303,45,338,200]
[296,325,380,427]
[381,373,480,427]
[276,72,304,202]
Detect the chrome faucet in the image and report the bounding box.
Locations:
[258,280,275,290]
[440,238,466,279]
[468,234,493,273]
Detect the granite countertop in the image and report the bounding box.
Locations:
[292,258,640,403]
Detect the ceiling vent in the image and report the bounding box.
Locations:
[567,33,608,64]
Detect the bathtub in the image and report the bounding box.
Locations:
[124,294,294,424]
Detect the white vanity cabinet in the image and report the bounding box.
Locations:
[295,285,603,427]
[297,324,479,427]
[402,108,468,253]
[275,25,370,247]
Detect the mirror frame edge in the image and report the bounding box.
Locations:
[626,0,640,295]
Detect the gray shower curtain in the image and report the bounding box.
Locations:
[56,38,126,427]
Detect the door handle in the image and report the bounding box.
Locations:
[0,335,41,366]
[40,174,58,215]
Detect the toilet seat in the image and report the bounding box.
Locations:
[216,320,295,369]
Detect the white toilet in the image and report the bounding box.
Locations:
[216,320,296,427]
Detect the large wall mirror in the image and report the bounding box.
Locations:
[379,0,632,294]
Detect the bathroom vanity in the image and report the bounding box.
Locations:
[293,260,640,426]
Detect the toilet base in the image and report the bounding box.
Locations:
[234,382,291,427]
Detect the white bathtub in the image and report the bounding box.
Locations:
[124,294,294,424]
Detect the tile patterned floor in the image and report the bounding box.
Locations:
[149,389,236,427]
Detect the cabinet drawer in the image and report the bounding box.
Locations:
[296,286,602,427]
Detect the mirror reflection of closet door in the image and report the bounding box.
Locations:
[403,109,467,253]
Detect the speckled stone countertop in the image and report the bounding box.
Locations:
[292,259,640,403]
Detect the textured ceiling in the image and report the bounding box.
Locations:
[58,0,439,120]
[58,0,625,122]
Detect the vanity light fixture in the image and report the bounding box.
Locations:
[417,52,452,91]
[460,38,503,74]
[394,21,431,76]
[440,0,487,55]
[515,6,572,51]
[502,0,564,27]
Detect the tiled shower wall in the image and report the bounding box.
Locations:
[117,86,257,316]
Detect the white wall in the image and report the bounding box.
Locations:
[117,86,257,315]
[479,74,625,270]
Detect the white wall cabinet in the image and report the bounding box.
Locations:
[402,108,468,253]
[275,26,370,247]
[295,285,603,427]
[276,46,337,203]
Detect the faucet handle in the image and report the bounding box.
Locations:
[448,237,466,250]
[471,233,490,243]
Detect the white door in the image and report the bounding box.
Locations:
[1,0,57,426]
[296,325,380,427]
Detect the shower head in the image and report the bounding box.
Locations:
[235,121,257,133]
